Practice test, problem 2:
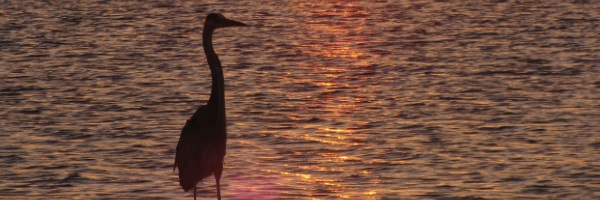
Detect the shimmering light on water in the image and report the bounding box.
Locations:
[1,0,600,199]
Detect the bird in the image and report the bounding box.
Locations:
[174,13,247,200]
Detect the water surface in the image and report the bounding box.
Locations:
[1,0,599,199]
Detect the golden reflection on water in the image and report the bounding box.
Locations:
[293,1,372,62]
[271,1,383,198]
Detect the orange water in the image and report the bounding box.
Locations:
[1,1,599,199]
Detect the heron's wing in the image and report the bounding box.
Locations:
[173,105,207,172]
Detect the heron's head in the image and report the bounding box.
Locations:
[204,13,247,30]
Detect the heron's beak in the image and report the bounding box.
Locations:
[222,18,247,27]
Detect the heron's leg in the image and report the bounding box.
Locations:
[215,164,223,200]
[194,184,197,200]
[216,178,221,200]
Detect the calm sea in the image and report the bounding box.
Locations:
[1,0,599,199]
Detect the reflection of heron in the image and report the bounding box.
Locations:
[174,13,246,200]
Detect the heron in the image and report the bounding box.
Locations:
[174,13,247,200]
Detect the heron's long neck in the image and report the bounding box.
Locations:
[203,28,225,114]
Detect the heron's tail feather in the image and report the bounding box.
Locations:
[179,164,197,192]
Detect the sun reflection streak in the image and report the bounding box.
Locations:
[259,169,343,187]
[266,169,313,180]
[324,127,351,134]
[282,1,386,198]
[292,1,373,62]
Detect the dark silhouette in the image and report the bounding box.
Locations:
[174,13,246,200]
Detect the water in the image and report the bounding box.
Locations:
[1,0,599,199]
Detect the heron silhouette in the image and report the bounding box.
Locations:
[174,13,246,200]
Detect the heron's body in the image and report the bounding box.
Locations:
[174,13,246,200]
